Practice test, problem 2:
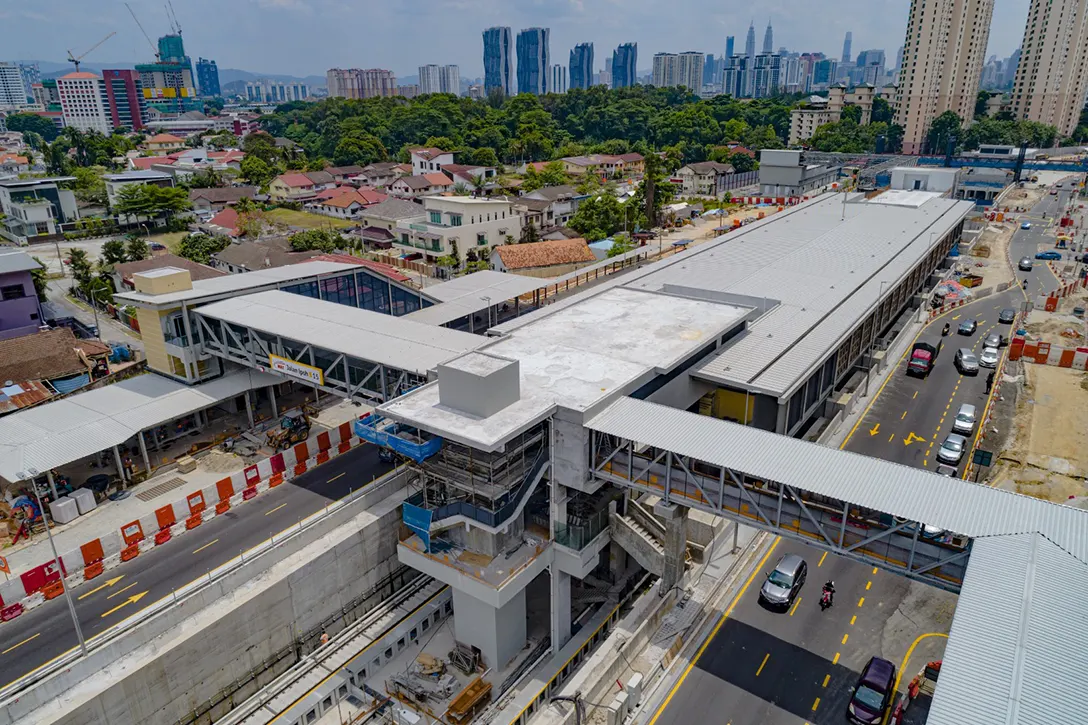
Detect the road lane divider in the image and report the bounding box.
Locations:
[756,653,770,676]
[77,576,123,601]
[192,539,219,555]
[106,582,139,600]
[0,634,39,656]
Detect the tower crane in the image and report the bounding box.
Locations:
[67,32,116,73]
[166,1,182,35]
[126,2,160,60]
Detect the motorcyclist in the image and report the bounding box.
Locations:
[822,580,835,606]
[942,322,950,336]
[1023,279,1029,289]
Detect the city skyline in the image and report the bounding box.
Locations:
[0,0,1029,79]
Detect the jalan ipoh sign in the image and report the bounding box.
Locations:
[267,353,324,386]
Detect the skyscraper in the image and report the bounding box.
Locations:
[137,33,199,112]
[326,68,397,98]
[653,52,704,90]
[842,31,853,64]
[1010,0,1088,137]
[763,21,774,54]
[196,58,220,97]
[703,54,718,86]
[102,69,147,130]
[612,43,638,88]
[483,26,514,95]
[440,65,460,95]
[570,42,594,90]
[0,63,27,107]
[549,65,568,94]
[57,72,111,133]
[516,27,550,95]
[419,65,442,94]
[652,53,677,87]
[854,49,886,85]
[725,36,735,60]
[895,0,993,153]
[895,45,904,69]
[745,22,756,58]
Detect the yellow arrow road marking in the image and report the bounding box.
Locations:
[100,591,148,619]
[107,581,140,600]
[869,423,880,436]
[903,432,927,446]
[77,575,124,600]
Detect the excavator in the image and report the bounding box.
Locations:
[266,411,311,451]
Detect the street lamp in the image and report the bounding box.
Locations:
[18,468,88,657]
[88,287,105,341]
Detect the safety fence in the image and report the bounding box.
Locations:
[1008,275,1088,371]
[0,419,365,623]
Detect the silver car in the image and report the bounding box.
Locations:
[955,348,979,374]
[952,404,976,434]
[938,433,968,464]
[980,347,999,368]
[759,553,807,608]
[1018,256,1033,271]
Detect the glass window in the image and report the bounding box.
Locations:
[430,211,442,224]
[477,232,487,245]
[0,284,26,300]
[320,275,357,307]
[450,214,462,227]
[401,233,409,244]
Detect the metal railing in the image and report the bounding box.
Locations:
[555,508,609,550]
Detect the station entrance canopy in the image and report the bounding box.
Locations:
[192,291,483,403]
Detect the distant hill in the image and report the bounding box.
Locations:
[17,59,325,88]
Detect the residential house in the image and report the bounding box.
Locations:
[490,238,595,278]
[210,237,323,273]
[188,186,258,214]
[442,164,499,186]
[268,170,337,202]
[352,162,413,188]
[144,133,187,154]
[541,226,581,241]
[0,250,44,341]
[202,207,242,237]
[0,152,30,177]
[103,170,175,208]
[111,254,225,292]
[674,161,736,196]
[308,188,388,219]
[521,185,585,227]
[410,147,455,175]
[388,173,454,198]
[0,177,79,243]
[0,327,111,398]
[560,153,644,177]
[324,165,366,183]
[513,197,549,229]
[394,196,521,262]
[355,197,426,248]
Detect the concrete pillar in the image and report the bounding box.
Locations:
[452,588,526,671]
[551,566,572,651]
[138,431,151,474]
[113,445,127,485]
[655,501,688,594]
[244,390,255,429]
[45,470,59,500]
[268,385,278,419]
[609,539,629,581]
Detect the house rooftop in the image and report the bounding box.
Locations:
[493,238,595,270]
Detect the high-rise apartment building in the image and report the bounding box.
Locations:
[652,53,676,87]
[326,68,397,99]
[752,54,782,98]
[703,54,718,86]
[725,36,735,60]
[0,63,27,108]
[842,31,853,64]
[1003,48,1021,88]
[440,65,460,95]
[483,26,514,95]
[763,21,774,55]
[811,59,838,89]
[653,52,704,90]
[745,22,756,58]
[1010,0,1088,137]
[516,27,550,94]
[549,64,568,94]
[723,57,751,97]
[196,58,220,97]
[245,80,309,103]
[19,63,40,99]
[895,0,994,154]
[102,69,147,131]
[612,43,638,88]
[137,33,199,113]
[57,72,111,133]
[419,64,442,95]
[570,42,594,90]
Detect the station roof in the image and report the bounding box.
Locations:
[0,369,277,483]
[403,270,549,326]
[115,260,362,308]
[194,290,482,376]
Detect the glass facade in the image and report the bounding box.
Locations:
[281,270,431,318]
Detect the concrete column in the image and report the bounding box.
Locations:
[655,501,688,594]
[268,385,278,418]
[113,445,128,485]
[138,431,151,474]
[45,470,59,500]
[550,566,572,651]
[244,390,255,429]
[452,588,526,671]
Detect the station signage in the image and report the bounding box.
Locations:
[268,353,324,386]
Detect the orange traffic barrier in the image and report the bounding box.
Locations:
[84,561,104,580]
[269,473,284,488]
[338,442,351,454]
[154,529,172,546]
[294,462,307,476]
[242,486,258,501]
[121,520,145,547]
[216,477,234,503]
[317,431,331,451]
[155,504,176,531]
[187,491,206,515]
[81,538,104,566]
[185,514,202,530]
[42,581,65,600]
[316,451,330,465]
[215,501,230,515]
[120,544,139,562]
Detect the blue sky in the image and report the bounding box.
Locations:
[2,0,1029,78]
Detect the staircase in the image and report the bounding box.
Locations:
[609,512,665,577]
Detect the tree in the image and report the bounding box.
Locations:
[975,90,992,119]
[184,169,224,190]
[30,257,49,302]
[206,133,238,150]
[177,233,230,265]
[840,105,863,124]
[926,111,962,154]
[569,193,624,241]
[69,166,107,206]
[67,249,93,285]
[113,184,191,222]
[288,229,341,253]
[333,132,388,166]
[240,155,275,188]
[101,239,127,265]
[125,236,150,262]
[871,97,893,125]
[607,232,636,258]
[241,132,279,164]
[520,221,541,244]
[729,152,756,173]
[5,113,60,142]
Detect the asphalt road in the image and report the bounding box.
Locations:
[648,181,1076,724]
[0,443,393,687]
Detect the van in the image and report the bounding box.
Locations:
[952,404,976,434]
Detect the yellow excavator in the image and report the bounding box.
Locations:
[266,411,312,451]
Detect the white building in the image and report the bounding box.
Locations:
[419,65,461,95]
[393,196,521,261]
[57,72,111,133]
[652,52,704,90]
[549,64,568,94]
[244,80,309,103]
[0,63,28,108]
[410,147,455,176]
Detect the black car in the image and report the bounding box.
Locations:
[957,319,977,335]
[998,307,1017,324]
[847,657,897,724]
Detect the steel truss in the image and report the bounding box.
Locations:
[589,433,970,592]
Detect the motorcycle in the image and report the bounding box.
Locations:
[941,322,950,337]
[820,584,835,611]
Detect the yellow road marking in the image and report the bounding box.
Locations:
[858,597,865,607]
[873,567,878,574]
[77,575,124,600]
[818,551,828,567]
[812,697,821,711]
[100,591,148,618]
[327,472,345,483]
[900,411,907,420]
[822,674,830,688]
[833,652,841,665]
[646,539,780,725]
[192,539,219,555]
[756,653,770,676]
[892,633,950,707]
[866,581,872,590]
[850,615,857,625]
[903,432,926,446]
[869,423,880,436]
[789,596,802,616]
[1,633,40,655]
[842,633,849,645]
[265,503,287,516]
[912,391,918,399]
[106,581,139,600]
[888,433,894,442]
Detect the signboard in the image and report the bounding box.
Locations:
[402,502,433,552]
[268,353,324,386]
[972,449,993,467]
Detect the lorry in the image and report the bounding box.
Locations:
[908,341,942,377]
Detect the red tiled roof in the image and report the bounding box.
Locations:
[114,253,226,285]
[207,207,241,236]
[0,379,53,415]
[277,172,315,188]
[493,238,595,270]
[410,147,448,161]
[321,191,367,209]
[314,185,350,200]
[0,153,29,165]
[147,133,184,144]
[357,188,388,205]
[130,156,173,170]
[0,328,93,383]
[310,254,411,283]
[422,172,453,186]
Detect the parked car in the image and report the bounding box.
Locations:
[983,332,1005,348]
[955,348,979,374]
[759,553,807,609]
[998,307,1017,324]
[980,346,1000,368]
[958,319,977,335]
[1018,257,1033,271]
[952,404,977,435]
[936,463,959,477]
[938,433,968,464]
[847,657,897,724]
[1035,250,1062,260]
[1021,221,1032,229]
[1050,189,1058,195]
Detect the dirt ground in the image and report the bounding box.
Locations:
[965,185,1048,292]
[1024,286,1088,346]
[991,363,1088,504]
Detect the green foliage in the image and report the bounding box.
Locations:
[807,120,905,154]
[113,184,192,220]
[607,232,636,258]
[125,236,150,262]
[333,132,387,166]
[5,113,60,142]
[204,97,225,115]
[67,249,93,285]
[183,169,225,190]
[960,118,1059,150]
[241,131,279,164]
[926,111,962,154]
[288,229,341,253]
[240,155,275,187]
[30,257,49,302]
[101,239,127,265]
[871,97,893,125]
[68,166,108,206]
[975,91,992,119]
[569,193,626,241]
[58,127,136,168]
[520,221,541,244]
[177,233,230,265]
[840,105,863,124]
[206,132,238,150]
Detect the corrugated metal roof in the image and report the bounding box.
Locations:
[195,290,482,375]
[424,270,549,304]
[585,397,1088,558]
[0,370,276,483]
[927,534,1088,725]
[0,249,42,275]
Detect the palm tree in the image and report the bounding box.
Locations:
[469,174,487,197]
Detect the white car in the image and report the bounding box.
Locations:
[937,434,968,464]
[979,347,1000,368]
